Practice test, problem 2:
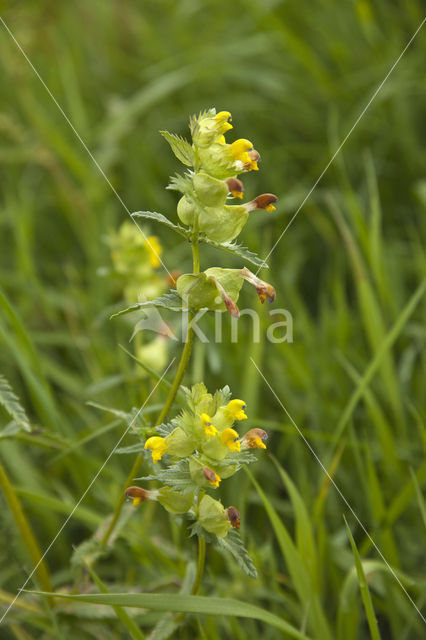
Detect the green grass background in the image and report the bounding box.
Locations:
[0,1,425,638]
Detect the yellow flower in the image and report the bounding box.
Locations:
[240,428,268,450]
[225,399,248,421]
[221,427,241,452]
[230,139,254,165]
[124,486,151,507]
[146,235,162,268]
[203,466,221,488]
[201,413,218,437]
[144,436,168,463]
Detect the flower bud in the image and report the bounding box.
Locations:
[240,428,268,450]
[125,486,154,507]
[193,111,233,148]
[225,506,241,529]
[198,495,231,537]
[193,171,228,207]
[157,487,193,514]
[239,267,276,303]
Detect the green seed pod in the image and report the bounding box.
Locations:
[177,196,196,226]
[198,494,231,537]
[176,268,243,313]
[157,487,193,514]
[199,204,249,243]
[165,427,195,457]
[193,171,228,207]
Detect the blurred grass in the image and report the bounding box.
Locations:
[0,0,425,638]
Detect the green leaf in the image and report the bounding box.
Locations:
[131,210,189,238]
[215,528,258,579]
[110,291,185,319]
[85,563,146,640]
[344,518,382,640]
[0,373,31,432]
[139,459,196,494]
[203,239,268,269]
[160,130,195,167]
[29,591,311,639]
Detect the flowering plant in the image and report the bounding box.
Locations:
[107,108,277,582]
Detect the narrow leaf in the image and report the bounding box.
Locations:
[110,291,185,319]
[344,518,382,640]
[203,239,268,269]
[29,591,311,639]
[132,210,189,238]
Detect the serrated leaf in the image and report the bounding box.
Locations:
[0,374,31,432]
[203,239,268,269]
[216,528,258,579]
[131,210,189,238]
[160,131,195,167]
[110,291,186,319]
[219,450,257,466]
[166,173,194,197]
[139,460,197,494]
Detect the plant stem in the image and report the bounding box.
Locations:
[191,536,206,595]
[0,459,53,598]
[101,227,201,549]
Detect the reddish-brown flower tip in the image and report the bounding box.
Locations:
[125,486,150,507]
[224,295,240,318]
[239,267,276,304]
[203,466,221,487]
[240,428,268,449]
[226,506,241,529]
[252,193,278,212]
[210,276,240,317]
[226,177,244,199]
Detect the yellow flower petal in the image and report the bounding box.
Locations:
[221,427,241,452]
[225,399,248,421]
[144,436,168,463]
[201,413,218,437]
